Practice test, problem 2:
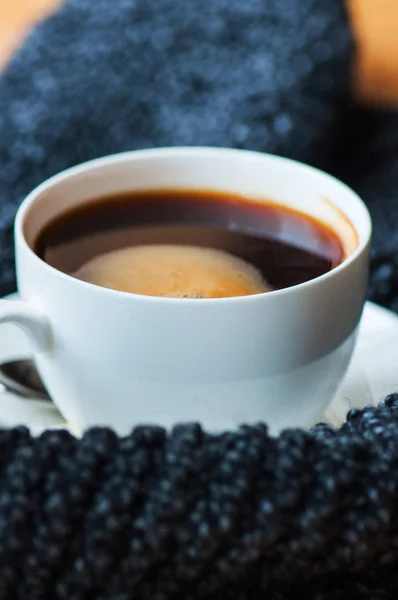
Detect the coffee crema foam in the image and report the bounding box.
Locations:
[73,244,271,298]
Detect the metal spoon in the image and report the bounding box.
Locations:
[0,359,51,402]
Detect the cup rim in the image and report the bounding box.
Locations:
[16,146,372,305]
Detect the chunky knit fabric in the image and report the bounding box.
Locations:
[2,0,398,597]
[0,398,398,599]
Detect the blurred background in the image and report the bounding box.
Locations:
[0,0,61,69]
[1,0,398,106]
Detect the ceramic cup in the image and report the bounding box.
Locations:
[0,148,371,434]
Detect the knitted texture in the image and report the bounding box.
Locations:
[1,398,398,599]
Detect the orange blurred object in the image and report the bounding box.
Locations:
[1,0,398,106]
[0,0,62,69]
[349,0,398,106]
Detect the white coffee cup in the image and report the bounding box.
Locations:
[0,148,371,434]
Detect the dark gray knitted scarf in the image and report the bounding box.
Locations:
[1,0,398,598]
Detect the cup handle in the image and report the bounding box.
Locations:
[0,300,52,353]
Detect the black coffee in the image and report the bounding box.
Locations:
[34,189,345,298]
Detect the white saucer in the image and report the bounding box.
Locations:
[0,296,397,434]
[325,300,398,425]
